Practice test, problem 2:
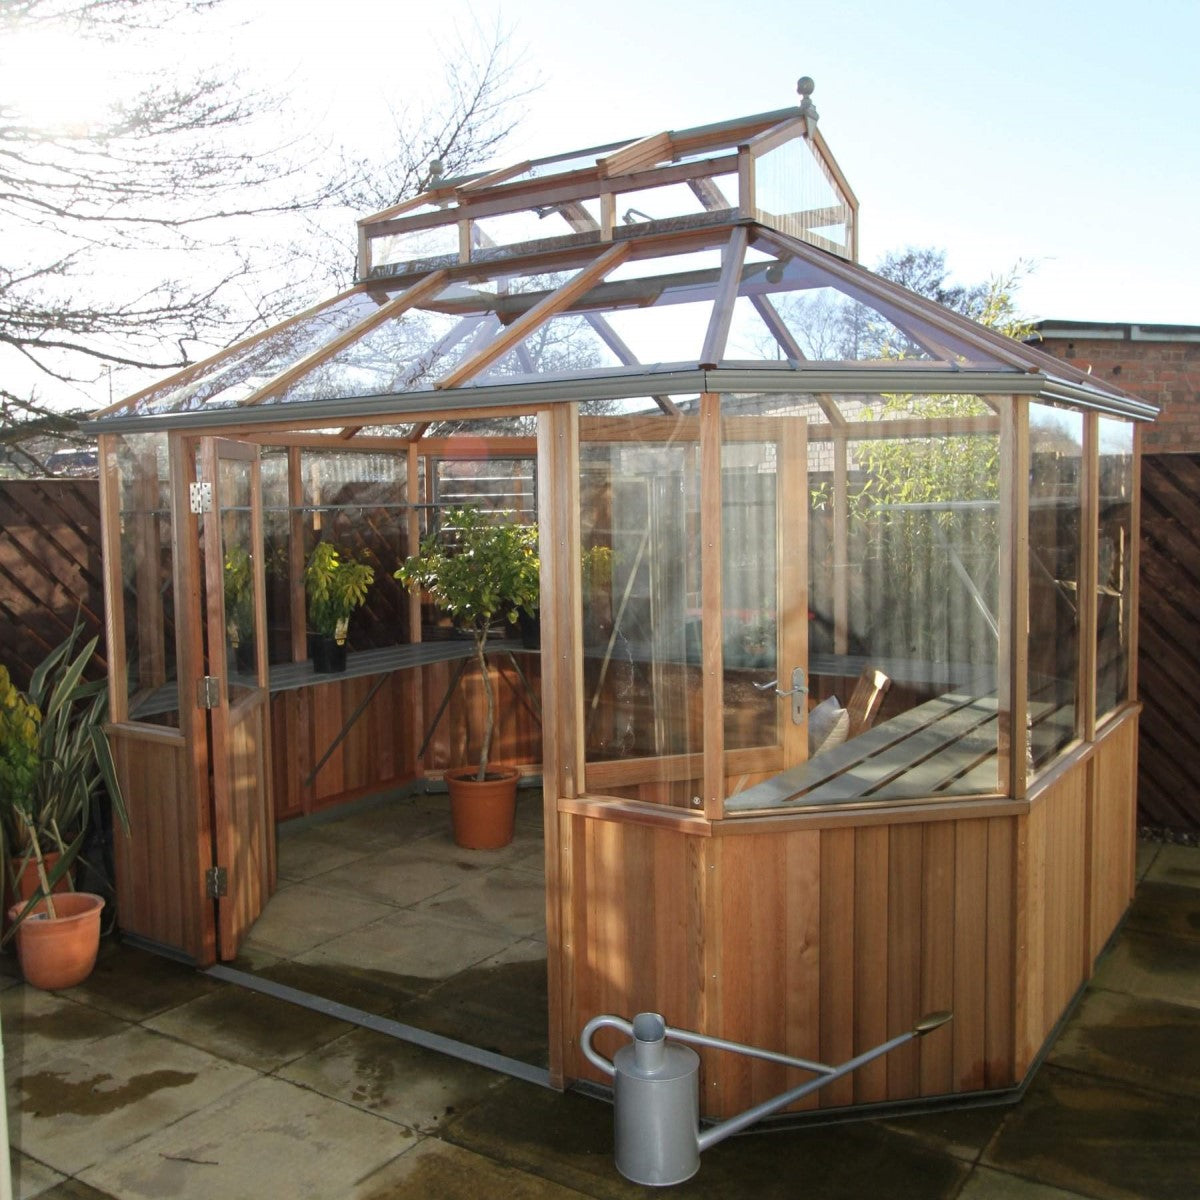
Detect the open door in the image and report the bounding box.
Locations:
[199,437,275,960]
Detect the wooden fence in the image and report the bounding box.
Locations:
[1138,453,1200,832]
[2,462,1198,830]
[0,479,105,690]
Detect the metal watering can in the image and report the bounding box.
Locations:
[581,1008,952,1186]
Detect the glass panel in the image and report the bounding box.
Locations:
[477,312,624,381]
[473,199,602,252]
[435,458,536,522]
[580,413,703,803]
[132,290,393,416]
[726,390,1003,810]
[1097,417,1135,717]
[291,451,411,656]
[721,427,782,752]
[216,455,258,701]
[753,133,853,257]
[115,433,178,727]
[1028,403,1084,767]
[614,182,708,226]
[369,223,459,271]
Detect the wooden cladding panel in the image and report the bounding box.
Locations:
[110,726,209,962]
[269,655,542,822]
[1089,718,1138,960]
[1015,770,1089,1073]
[564,811,1025,1118]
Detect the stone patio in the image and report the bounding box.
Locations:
[3,826,1198,1199]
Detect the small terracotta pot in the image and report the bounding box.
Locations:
[7,892,105,990]
[445,765,519,849]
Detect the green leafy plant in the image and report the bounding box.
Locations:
[223,545,255,648]
[304,542,375,642]
[395,505,539,780]
[0,625,129,937]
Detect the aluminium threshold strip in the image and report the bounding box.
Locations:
[204,963,552,1089]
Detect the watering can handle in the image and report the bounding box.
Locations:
[579,1014,634,1078]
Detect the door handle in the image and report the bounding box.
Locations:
[753,668,807,725]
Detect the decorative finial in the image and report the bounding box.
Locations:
[428,158,444,185]
[796,76,819,136]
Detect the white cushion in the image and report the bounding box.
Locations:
[809,695,850,756]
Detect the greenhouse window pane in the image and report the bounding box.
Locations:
[1028,403,1084,767]
[1097,417,1134,718]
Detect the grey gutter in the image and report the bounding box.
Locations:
[81,366,1157,437]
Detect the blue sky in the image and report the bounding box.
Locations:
[256,0,1197,326]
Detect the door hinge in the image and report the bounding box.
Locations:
[205,866,228,899]
[197,676,221,709]
[189,480,213,514]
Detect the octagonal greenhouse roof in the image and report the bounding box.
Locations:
[89,105,1157,435]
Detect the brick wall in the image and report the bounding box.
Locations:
[1029,323,1200,453]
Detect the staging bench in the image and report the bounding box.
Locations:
[727,688,1073,813]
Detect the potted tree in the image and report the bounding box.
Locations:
[1,625,129,989]
[395,505,539,849]
[304,542,375,673]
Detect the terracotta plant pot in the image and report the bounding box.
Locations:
[444,765,519,849]
[7,892,105,990]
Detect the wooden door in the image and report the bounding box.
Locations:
[200,437,275,959]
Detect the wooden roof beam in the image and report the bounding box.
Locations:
[699,227,749,368]
[598,131,673,178]
[435,242,631,389]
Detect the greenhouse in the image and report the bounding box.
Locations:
[85,98,1155,1119]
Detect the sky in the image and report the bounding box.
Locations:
[4,0,1198,415]
[234,0,1200,327]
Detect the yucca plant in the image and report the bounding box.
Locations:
[0,624,129,937]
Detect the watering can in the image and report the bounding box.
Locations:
[581,1008,952,1186]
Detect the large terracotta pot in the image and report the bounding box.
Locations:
[444,765,519,849]
[7,892,105,990]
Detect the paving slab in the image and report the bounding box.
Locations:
[295,906,520,985]
[1135,840,1160,881]
[982,1064,1200,1200]
[1,990,128,1079]
[27,1180,116,1200]
[1090,928,1200,1009]
[415,864,547,938]
[275,829,377,883]
[143,983,352,1072]
[394,938,549,1065]
[76,1074,416,1200]
[303,844,486,909]
[880,1100,1013,1162]
[1124,880,1200,943]
[277,1023,508,1131]
[441,1077,969,1199]
[7,1024,257,1176]
[1144,843,1200,890]
[958,1165,1094,1198]
[56,942,221,1023]
[238,881,399,959]
[353,1136,593,1199]
[10,1149,66,1199]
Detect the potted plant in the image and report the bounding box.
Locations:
[0,625,129,989]
[304,541,375,673]
[395,505,539,848]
